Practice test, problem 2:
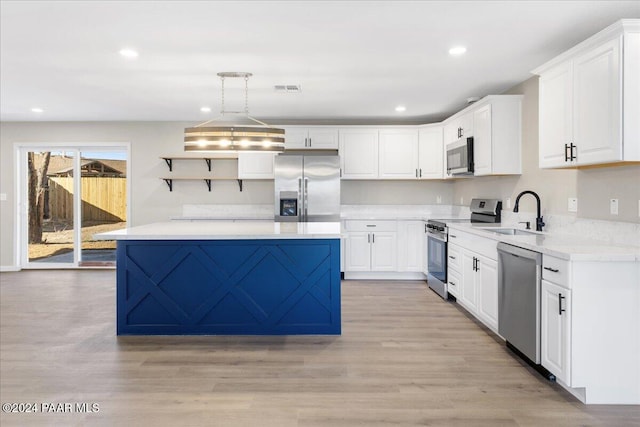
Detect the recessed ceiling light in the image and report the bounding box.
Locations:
[31,107,44,113]
[449,46,467,56]
[200,106,211,113]
[395,105,406,112]
[119,48,139,58]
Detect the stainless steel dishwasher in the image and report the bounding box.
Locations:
[497,243,551,378]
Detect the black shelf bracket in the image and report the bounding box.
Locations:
[204,159,212,171]
[164,158,173,171]
[163,178,173,191]
[237,179,243,192]
[204,179,212,192]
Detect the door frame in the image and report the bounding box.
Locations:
[14,142,131,269]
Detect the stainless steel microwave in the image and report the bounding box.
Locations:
[446,136,474,175]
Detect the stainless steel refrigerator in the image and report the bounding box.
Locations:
[274,155,340,222]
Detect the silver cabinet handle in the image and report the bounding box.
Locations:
[450,234,457,238]
[366,224,376,227]
[449,255,456,260]
[416,169,418,178]
[372,233,375,243]
[559,293,566,315]
[368,233,370,243]
[544,267,559,273]
[419,169,422,178]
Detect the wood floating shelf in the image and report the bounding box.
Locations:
[160,177,243,192]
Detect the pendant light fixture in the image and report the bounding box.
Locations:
[184,72,285,152]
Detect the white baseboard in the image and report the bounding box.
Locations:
[0,266,21,272]
[344,271,426,281]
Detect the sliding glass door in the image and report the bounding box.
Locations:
[19,144,129,268]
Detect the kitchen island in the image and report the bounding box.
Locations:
[95,221,342,335]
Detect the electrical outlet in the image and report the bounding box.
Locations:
[0,193,6,202]
[460,197,464,205]
[436,195,442,204]
[506,198,511,209]
[568,198,578,213]
[610,199,619,215]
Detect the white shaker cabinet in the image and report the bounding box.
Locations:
[339,128,379,179]
[378,129,419,179]
[284,127,339,150]
[471,97,523,176]
[397,220,424,272]
[237,152,276,179]
[344,220,397,273]
[418,126,444,179]
[541,279,572,385]
[534,20,640,168]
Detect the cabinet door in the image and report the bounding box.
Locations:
[345,232,371,272]
[378,129,419,179]
[397,221,423,272]
[459,112,474,137]
[422,222,429,275]
[418,127,443,179]
[460,250,478,312]
[307,128,339,149]
[284,128,309,149]
[573,36,622,165]
[339,129,379,179]
[476,255,499,331]
[539,61,574,168]
[541,280,572,384]
[370,232,397,272]
[444,121,459,145]
[473,104,492,176]
[237,153,276,179]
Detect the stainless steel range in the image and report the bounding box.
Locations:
[426,198,502,299]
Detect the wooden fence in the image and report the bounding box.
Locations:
[48,177,127,222]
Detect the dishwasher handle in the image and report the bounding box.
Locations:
[497,242,542,264]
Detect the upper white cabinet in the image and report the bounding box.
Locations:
[443,95,523,177]
[237,152,276,179]
[533,20,640,168]
[378,129,419,179]
[418,126,444,179]
[284,127,339,150]
[339,128,379,179]
[472,97,523,176]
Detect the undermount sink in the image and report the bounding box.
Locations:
[490,228,539,236]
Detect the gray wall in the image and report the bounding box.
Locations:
[453,76,640,222]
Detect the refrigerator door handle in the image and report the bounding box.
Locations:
[304,178,309,221]
[298,178,303,220]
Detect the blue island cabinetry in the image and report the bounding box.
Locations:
[116,238,341,335]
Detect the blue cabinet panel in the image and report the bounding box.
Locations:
[116,239,341,335]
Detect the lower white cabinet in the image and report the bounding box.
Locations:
[237,153,276,179]
[541,279,572,385]
[448,229,499,333]
[345,231,397,272]
[344,220,397,272]
[397,220,424,272]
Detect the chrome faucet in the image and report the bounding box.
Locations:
[513,191,545,232]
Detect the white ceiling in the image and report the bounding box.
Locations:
[1,1,639,123]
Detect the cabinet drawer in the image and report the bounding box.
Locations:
[448,228,498,261]
[542,255,570,288]
[345,220,397,232]
[448,244,462,271]
[448,269,461,297]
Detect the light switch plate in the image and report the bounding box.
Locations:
[436,195,442,204]
[568,198,578,213]
[506,198,511,209]
[610,199,619,215]
[460,197,464,205]
[0,193,6,201]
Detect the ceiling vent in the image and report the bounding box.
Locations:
[274,85,301,93]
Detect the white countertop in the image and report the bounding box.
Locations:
[94,221,342,241]
[447,223,640,262]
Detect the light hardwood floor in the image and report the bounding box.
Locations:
[1,270,638,426]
